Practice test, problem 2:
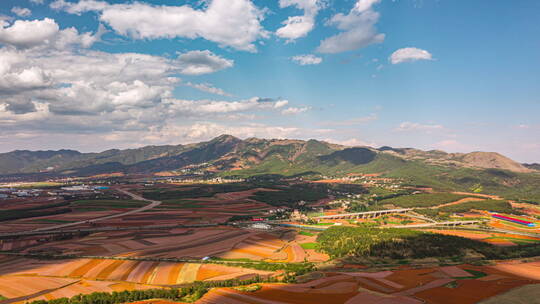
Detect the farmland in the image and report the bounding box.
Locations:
[0,178,540,304]
[196,261,540,304]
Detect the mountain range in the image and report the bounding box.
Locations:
[1,135,539,201]
[0,135,534,175]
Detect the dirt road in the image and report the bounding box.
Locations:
[33,188,161,232]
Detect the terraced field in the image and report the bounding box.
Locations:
[0,256,274,303]
[197,261,540,304]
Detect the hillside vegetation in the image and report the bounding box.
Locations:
[317,226,540,260]
[417,200,520,217]
[378,193,473,208]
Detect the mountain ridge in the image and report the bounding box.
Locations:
[0,135,534,176]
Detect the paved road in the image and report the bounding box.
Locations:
[33,188,161,232]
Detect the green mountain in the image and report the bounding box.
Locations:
[1,135,539,202]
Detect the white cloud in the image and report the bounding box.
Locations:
[51,0,267,52]
[0,35,292,133]
[353,0,380,13]
[11,7,32,17]
[395,122,444,132]
[274,100,289,108]
[327,137,376,147]
[176,50,233,75]
[30,0,45,4]
[281,106,310,115]
[0,16,325,152]
[316,0,384,53]
[0,15,13,27]
[0,18,59,48]
[0,65,52,92]
[389,47,433,64]
[103,122,309,147]
[167,97,290,116]
[276,0,323,41]
[0,18,101,50]
[291,54,322,65]
[185,82,232,97]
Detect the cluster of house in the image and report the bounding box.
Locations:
[0,185,110,200]
[159,177,246,184]
[0,188,42,198]
[316,174,402,190]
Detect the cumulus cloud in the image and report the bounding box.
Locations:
[51,0,267,52]
[276,0,323,41]
[316,0,384,53]
[0,18,59,48]
[0,15,13,26]
[291,54,322,65]
[30,0,45,4]
[4,97,37,114]
[390,47,433,64]
[273,99,289,108]
[281,106,310,115]
[353,0,380,13]
[185,82,232,97]
[395,122,444,132]
[176,50,233,75]
[0,50,233,117]
[166,97,290,116]
[11,7,32,17]
[0,16,319,151]
[0,36,293,141]
[0,18,101,50]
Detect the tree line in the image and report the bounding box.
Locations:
[27,276,276,304]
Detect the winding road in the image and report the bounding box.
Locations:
[32,188,161,232]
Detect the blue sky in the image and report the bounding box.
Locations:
[0,0,539,162]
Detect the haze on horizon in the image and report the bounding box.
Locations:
[0,0,538,163]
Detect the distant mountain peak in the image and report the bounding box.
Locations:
[460,151,531,173]
[212,134,239,142]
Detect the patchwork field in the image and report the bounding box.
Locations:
[425,229,540,246]
[0,255,274,303]
[13,227,254,258]
[197,261,540,304]
[2,182,540,304]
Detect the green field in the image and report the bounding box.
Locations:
[142,183,254,201]
[300,242,318,250]
[251,185,327,207]
[0,201,71,222]
[71,199,148,209]
[417,199,520,217]
[30,219,77,224]
[378,193,473,208]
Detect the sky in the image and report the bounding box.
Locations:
[0,0,539,163]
